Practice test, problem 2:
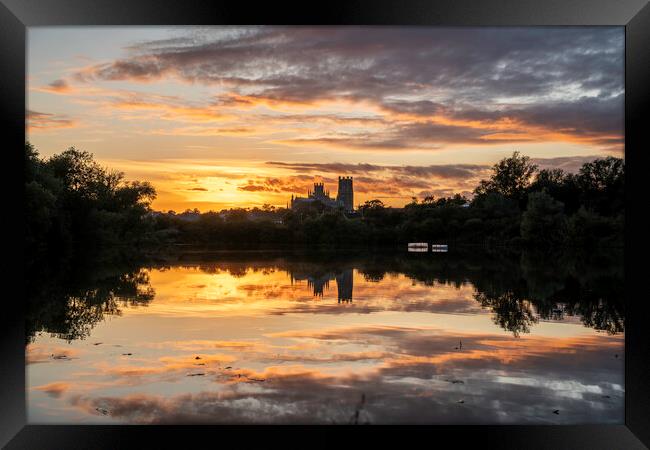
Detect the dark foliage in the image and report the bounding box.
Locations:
[26,144,623,259]
[148,152,623,250]
[25,142,157,265]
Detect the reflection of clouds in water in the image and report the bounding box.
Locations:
[57,325,623,424]
[67,346,623,424]
[34,382,70,399]
[27,345,81,364]
[27,257,624,424]
[141,339,261,351]
[95,353,239,384]
[147,267,485,318]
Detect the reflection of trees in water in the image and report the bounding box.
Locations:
[521,250,624,335]
[363,271,385,283]
[468,249,624,336]
[474,282,624,337]
[474,291,538,337]
[26,265,155,343]
[355,249,622,336]
[27,248,623,342]
[160,249,625,336]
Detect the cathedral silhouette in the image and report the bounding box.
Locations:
[290,176,354,213]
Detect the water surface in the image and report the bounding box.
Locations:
[26,250,624,424]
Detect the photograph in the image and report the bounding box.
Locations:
[23,25,628,426]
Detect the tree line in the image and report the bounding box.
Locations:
[151,152,624,249]
[26,142,624,261]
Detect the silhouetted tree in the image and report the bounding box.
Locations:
[25,143,157,264]
[521,191,568,246]
[474,151,538,204]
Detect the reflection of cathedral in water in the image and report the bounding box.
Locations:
[336,270,353,303]
[307,275,330,297]
[290,268,353,302]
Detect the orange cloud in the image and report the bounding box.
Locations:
[147,126,254,136]
[26,110,77,132]
[36,78,73,94]
[108,100,233,123]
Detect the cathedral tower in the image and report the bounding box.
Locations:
[337,176,354,212]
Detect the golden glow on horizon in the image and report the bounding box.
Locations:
[27,27,624,212]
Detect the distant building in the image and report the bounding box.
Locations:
[290,176,354,212]
[337,176,354,213]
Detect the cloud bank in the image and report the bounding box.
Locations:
[68,27,623,151]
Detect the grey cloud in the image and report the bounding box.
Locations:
[267,161,489,180]
[267,161,385,174]
[46,79,70,92]
[531,155,608,173]
[385,95,624,148]
[252,161,490,198]
[74,26,623,149]
[280,119,534,150]
[237,175,320,194]
[395,164,488,179]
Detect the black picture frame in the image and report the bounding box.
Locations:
[2,1,648,448]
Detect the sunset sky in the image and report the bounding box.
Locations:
[27,26,624,211]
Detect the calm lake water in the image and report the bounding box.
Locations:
[26,250,624,424]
